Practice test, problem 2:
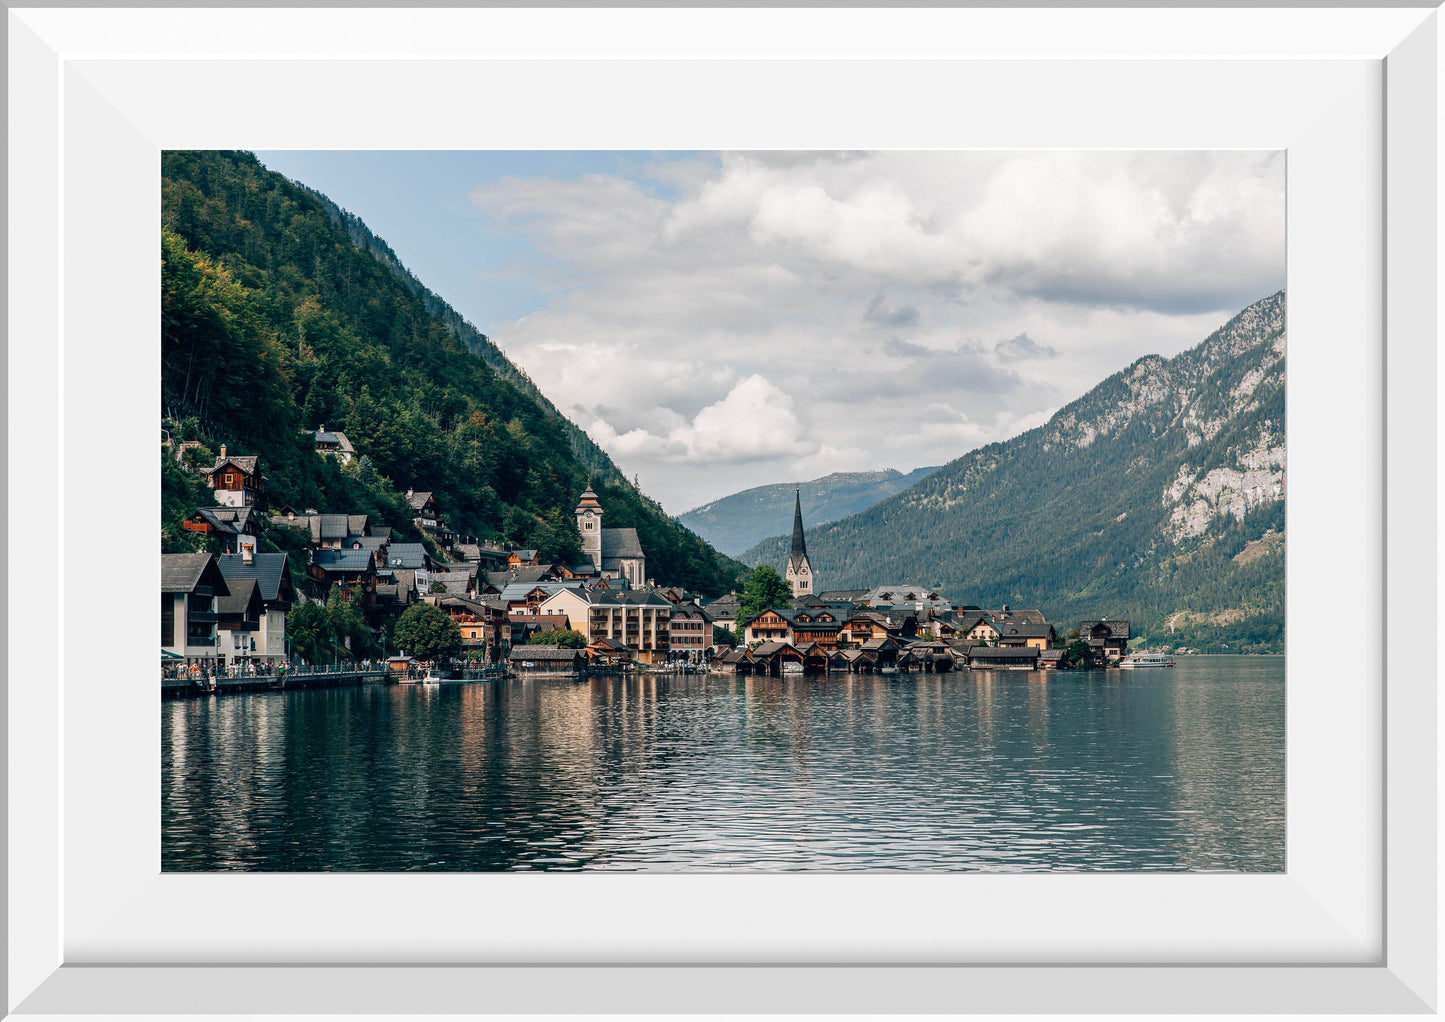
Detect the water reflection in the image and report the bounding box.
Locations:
[163,658,1285,872]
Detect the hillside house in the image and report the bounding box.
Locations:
[215,577,265,665]
[180,506,260,555]
[162,553,230,665]
[308,548,377,607]
[310,425,356,463]
[1081,620,1131,659]
[203,447,265,508]
[217,551,296,662]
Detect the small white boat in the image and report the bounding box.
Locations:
[1118,653,1173,669]
[421,672,442,684]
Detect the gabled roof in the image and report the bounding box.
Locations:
[385,543,430,570]
[967,645,1041,661]
[487,566,557,586]
[346,515,369,537]
[312,548,375,573]
[162,553,230,595]
[190,506,257,534]
[217,552,294,603]
[752,640,802,658]
[600,528,644,559]
[426,571,474,596]
[215,576,261,619]
[407,491,435,511]
[1082,620,1131,640]
[509,645,584,662]
[818,589,869,603]
[510,549,539,561]
[207,454,261,477]
[997,622,1054,639]
[309,514,350,543]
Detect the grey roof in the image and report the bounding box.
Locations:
[997,622,1054,639]
[407,491,434,511]
[217,552,293,603]
[862,585,948,608]
[312,548,375,573]
[162,553,229,595]
[861,636,900,651]
[208,454,260,476]
[487,566,556,586]
[385,543,430,570]
[192,506,257,534]
[818,589,869,603]
[347,515,369,537]
[498,582,582,604]
[968,646,1041,661]
[671,605,712,622]
[752,640,801,658]
[214,576,260,618]
[371,526,393,542]
[509,645,583,663]
[310,514,350,543]
[427,571,474,596]
[1082,620,1131,640]
[990,608,1049,627]
[600,528,644,559]
[510,549,539,561]
[1039,648,1066,661]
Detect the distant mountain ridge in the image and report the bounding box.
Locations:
[741,292,1287,651]
[679,467,940,556]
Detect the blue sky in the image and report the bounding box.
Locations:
[254,150,1284,514]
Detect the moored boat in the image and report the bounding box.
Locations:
[1118,653,1173,668]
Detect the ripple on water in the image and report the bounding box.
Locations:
[162,659,1285,872]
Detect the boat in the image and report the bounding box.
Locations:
[1118,653,1174,669]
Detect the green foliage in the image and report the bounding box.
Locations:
[712,625,739,648]
[738,565,793,622]
[325,586,374,657]
[1062,640,1094,669]
[740,294,1287,652]
[286,601,329,665]
[161,150,744,595]
[528,628,587,649]
[161,450,217,553]
[392,602,462,661]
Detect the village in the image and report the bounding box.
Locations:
[162,432,1146,692]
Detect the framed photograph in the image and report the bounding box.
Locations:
[8,6,1436,1015]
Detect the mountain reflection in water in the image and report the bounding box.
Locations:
[162,656,1284,872]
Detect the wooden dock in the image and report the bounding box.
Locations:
[162,668,389,698]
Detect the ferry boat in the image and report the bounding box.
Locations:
[1117,653,1174,669]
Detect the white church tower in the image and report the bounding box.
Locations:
[575,486,604,571]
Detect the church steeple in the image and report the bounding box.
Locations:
[785,488,814,599]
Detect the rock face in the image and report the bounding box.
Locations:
[742,291,1287,651]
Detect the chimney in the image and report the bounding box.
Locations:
[219,444,227,460]
[242,544,254,564]
[320,424,326,433]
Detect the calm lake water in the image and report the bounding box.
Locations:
[162,656,1284,872]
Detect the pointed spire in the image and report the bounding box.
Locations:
[789,487,808,569]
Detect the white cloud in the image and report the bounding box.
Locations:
[466,151,1284,512]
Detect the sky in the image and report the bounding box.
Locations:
[254,150,1284,515]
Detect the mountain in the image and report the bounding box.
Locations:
[678,467,941,556]
[741,292,1287,652]
[161,150,744,595]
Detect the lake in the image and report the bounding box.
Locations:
[162,655,1284,871]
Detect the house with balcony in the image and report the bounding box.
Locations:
[162,553,230,666]
[217,551,296,662]
[202,447,265,508]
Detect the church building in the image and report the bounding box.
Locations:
[785,489,815,599]
[575,487,647,587]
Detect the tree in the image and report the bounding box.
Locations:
[712,625,739,648]
[325,586,371,657]
[287,601,330,664]
[428,580,448,594]
[392,601,462,661]
[528,628,586,649]
[738,565,792,622]
[1062,639,1094,669]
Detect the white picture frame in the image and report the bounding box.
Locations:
[7,6,1437,1015]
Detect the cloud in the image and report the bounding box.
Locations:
[462,150,1283,510]
[994,332,1058,361]
[864,290,920,328]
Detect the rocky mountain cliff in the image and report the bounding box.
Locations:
[742,292,1286,651]
[678,467,940,556]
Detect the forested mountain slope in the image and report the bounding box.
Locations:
[743,293,1287,651]
[161,150,743,595]
[678,467,940,556]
